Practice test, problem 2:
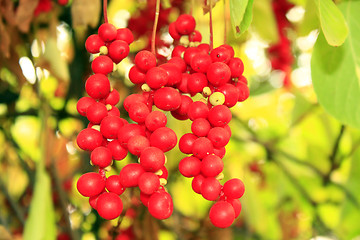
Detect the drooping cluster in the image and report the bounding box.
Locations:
[76,12,249,228]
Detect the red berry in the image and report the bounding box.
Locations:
[191,118,211,137]
[92,55,113,75]
[116,28,134,44]
[192,137,213,159]
[150,127,177,152]
[228,58,244,78]
[190,53,212,73]
[128,102,150,123]
[127,135,150,156]
[107,140,128,160]
[169,22,181,40]
[108,106,120,117]
[171,45,186,58]
[129,65,146,85]
[227,198,242,218]
[179,133,197,154]
[105,89,120,106]
[208,105,232,127]
[87,102,108,124]
[188,101,209,121]
[77,128,103,151]
[123,94,147,112]
[135,50,157,73]
[210,46,232,63]
[172,95,192,118]
[77,172,105,197]
[119,163,145,188]
[91,146,113,168]
[197,43,210,54]
[106,175,125,195]
[175,14,196,35]
[140,147,165,172]
[100,116,124,139]
[89,192,102,210]
[108,40,130,64]
[98,23,117,42]
[85,34,105,54]
[145,111,167,132]
[138,172,160,195]
[192,174,205,194]
[146,67,169,89]
[85,74,110,99]
[235,82,250,102]
[218,84,239,108]
[160,63,182,86]
[179,156,201,177]
[176,73,190,93]
[97,192,123,220]
[187,73,207,94]
[201,154,224,177]
[213,147,226,159]
[168,57,187,72]
[201,177,222,201]
[189,30,202,42]
[77,97,96,116]
[148,192,173,220]
[207,127,230,148]
[209,201,235,228]
[153,87,181,111]
[220,44,235,58]
[207,62,231,87]
[223,178,245,199]
[184,47,201,65]
[118,124,146,148]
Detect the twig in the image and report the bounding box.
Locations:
[103,0,108,23]
[209,0,214,50]
[151,0,161,56]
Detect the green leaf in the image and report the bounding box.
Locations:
[229,0,254,37]
[23,168,56,240]
[299,0,320,36]
[311,0,360,129]
[314,0,349,46]
[252,0,278,43]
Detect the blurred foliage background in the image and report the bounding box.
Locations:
[0,0,360,239]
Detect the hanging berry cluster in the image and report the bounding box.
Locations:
[76,4,250,228]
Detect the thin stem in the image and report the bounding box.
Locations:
[209,0,214,50]
[103,0,108,23]
[223,0,228,43]
[151,0,161,56]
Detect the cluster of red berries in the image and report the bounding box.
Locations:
[34,0,68,16]
[76,12,249,228]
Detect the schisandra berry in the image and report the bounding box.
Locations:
[145,111,167,132]
[76,128,103,151]
[85,34,105,54]
[150,127,177,152]
[187,73,207,95]
[98,23,117,42]
[105,89,120,106]
[201,154,224,177]
[201,177,222,201]
[128,102,150,123]
[107,140,128,160]
[187,101,209,120]
[207,105,232,127]
[175,14,196,35]
[223,178,245,199]
[140,147,165,172]
[129,66,146,85]
[127,135,150,156]
[96,192,123,220]
[118,124,146,148]
[116,28,134,44]
[100,116,124,139]
[190,53,212,73]
[191,118,211,137]
[90,146,113,168]
[160,63,182,86]
[169,22,181,40]
[77,97,96,116]
[85,74,110,99]
[108,40,130,64]
[228,57,244,78]
[209,201,235,228]
[210,46,232,63]
[135,50,157,72]
[168,57,187,73]
[123,94,147,112]
[192,174,205,194]
[227,198,242,218]
[153,87,181,111]
[179,133,197,154]
[92,55,113,75]
[138,172,160,195]
[77,172,105,197]
[86,102,108,124]
[218,84,239,108]
[106,175,126,195]
[207,62,231,87]
[119,163,145,188]
[207,127,231,148]
[192,137,214,159]
[145,67,169,89]
[178,156,201,177]
[235,82,250,102]
[148,191,173,220]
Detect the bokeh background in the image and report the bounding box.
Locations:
[0,0,359,239]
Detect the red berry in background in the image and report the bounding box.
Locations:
[58,0,68,6]
[201,155,224,177]
[238,75,248,84]
[218,84,239,108]
[210,46,232,63]
[85,34,105,54]
[190,53,212,73]
[108,107,120,117]
[223,178,245,199]
[228,57,245,78]
[207,127,230,148]
[173,94,192,117]
[85,74,110,99]
[123,94,147,112]
[228,198,242,218]
[187,73,208,95]
[188,101,209,120]
[172,45,186,58]
[129,65,146,85]
[220,44,235,58]
[119,163,145,188]
[184,47,201,65]
[148,192,173,220]
[213,147,226,159]
[108,40,130,64]
[107,140,128,160]
[89,193,102,210]
[160,63,182,86]
[192,174,205,194]
[198,43,210,54]
[91,146,113,168]
[189,30,202,42]
[77,172,105,197]
[208,105,232,127]
[87,102,108,124]
[135,50,157,72]
[179,156,201,177]
[106,175,125,195]
[118,124,146,148]
[153,87,181,111]
[146,67,169,89]
[92,55,113,75]
[207,62,231,87]
[179,133,197,154]
[100,116,124,139]
[209,201,235,228]
[97,192,123,220]
[76,128,103,151]
[77,97,96,116]
[169,22,181,40]
[116,28,134,44]
[192,137,214,159]
[105,89,120,106]
[150,127,177,152]
[191,118,211,137]
[175,14,196,35]
[201,177,222,201]
[127,135,150,156]
[140,147,165,172]
[138,172,160,195]
[128,102,150,123]
[235,82,250,102]
[168,57,187,73]
[145,111,167,132]
[98,23,117,42]
[176,73,190,93]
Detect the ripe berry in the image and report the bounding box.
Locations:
[220,44,235,58]
[169,22,181,40]
[201,155,224,177]
[179,133,197,154]
[118,124,146,148]
[77,128,103,151]
[192,137,213,159]
[171,45,186,58]
[175,14,196,35]
[209,201,235,228]
[172,95,192,117]
[218,84,239,107]
[201,177,222,201]
[140,147,165,172]
[213,147,226,159]
[128,102,150,123]
[210,46,232,63]
[228,198,242,218]
[187,73,207,94]
[145,111,167,132]
[148,192,173,220]
[135,50,157,72]
[97,192,123,220]
[188,101,209,121]
[190,54,212,73]
[129,66,146,85]
[138,172,160,195]
[100,116,124,139]
[85,74,110,99]
[160,63,182,86]
[189,30,202,42]
[191,118,211,137]
[85,34,105,54]
[168,57,187,73]
[208,105,232,127]
[89,192,102,210]
[228,57,244,78]
[77,172,105,197]
[145,67,169,89]
[235,82,250,102]
[197,43,210,54]
[98,23,117,42]
[77,97,96,116]
[150,127,177,152]
[105,89,120,106]
[207,62,231,87]
[119,163,145,188]
[179,156,201,177]
[223,178,245,199]
[87,102,108,124]
[91,146,113,168]
[108,107,120,117]
[207,127,230,148]
[192,174,205,194]
[153,87,181,111]
[123,94,147,112]
[108,40,130,64]
[106,175,125,195]
[183,47,201,65]
[127,135,150,156]
[116,28,134,44]
[92,55,113,75]
[107,140,128,160]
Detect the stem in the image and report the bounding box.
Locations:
[223,0,227,43]
[151,0,161,56]
[103,0,108,23]
[209,0,214,50]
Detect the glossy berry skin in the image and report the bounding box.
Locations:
[98,23,117,42]
[77,97,96,116]
[123,94,147,112]
[85,74,110,99]
[77,128,103,151]
[97,192,123,220]
[218,84,239,108]
[107,140,128,160]
[169,22,181,40]
[179,133,197,154]
[77,172,105,197]
[100,116,124,139]
[210,46,232,63]
[89,193,102,210]
[145,67,169,89]
[192,175,205,194]
[184,47,201,65]
[179,156,201,177]
[135,50,157,73]
[201,155,224,177]
[108,107,120,117]
[105,89,120,106]
[148,192,173,220]
[128,102,150,123]
[173,95,192,117]
[119,163,145,188]
[191,118,211,137]
[150,127,177,152]
[207,62,231,87]
[160,63,182,86]
[87,102,108,124]
[153,87,181,111]
[140,147,165,172]
[145,111,167,132]
[187,73,207,95]
[108,40,130,64]
[190,54,212,73]
[235,82,250,102]
[213,147,226,159]
[91,146,113,168]
[106,175,125,195]
[187,101,209,121]
[92,55,113,75]
[228,57,244,78]
[197,43,210,54]
[223,178,245,199]
[171,45,186,58]
[189,30,202,42]
[208,105,232,127]
[138,172,160,195]
[228,198,242,218]
[209,201,235,228]
[175,14,196,35]
[201,177,222,201]
[118,124,146,148]
[129,66,146,85]
[85,34,105,54]
[207,127,231,148]
[116,28,134,44]
[168,57,187,73]
[127,135,150,156]
[192,137,214,159]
